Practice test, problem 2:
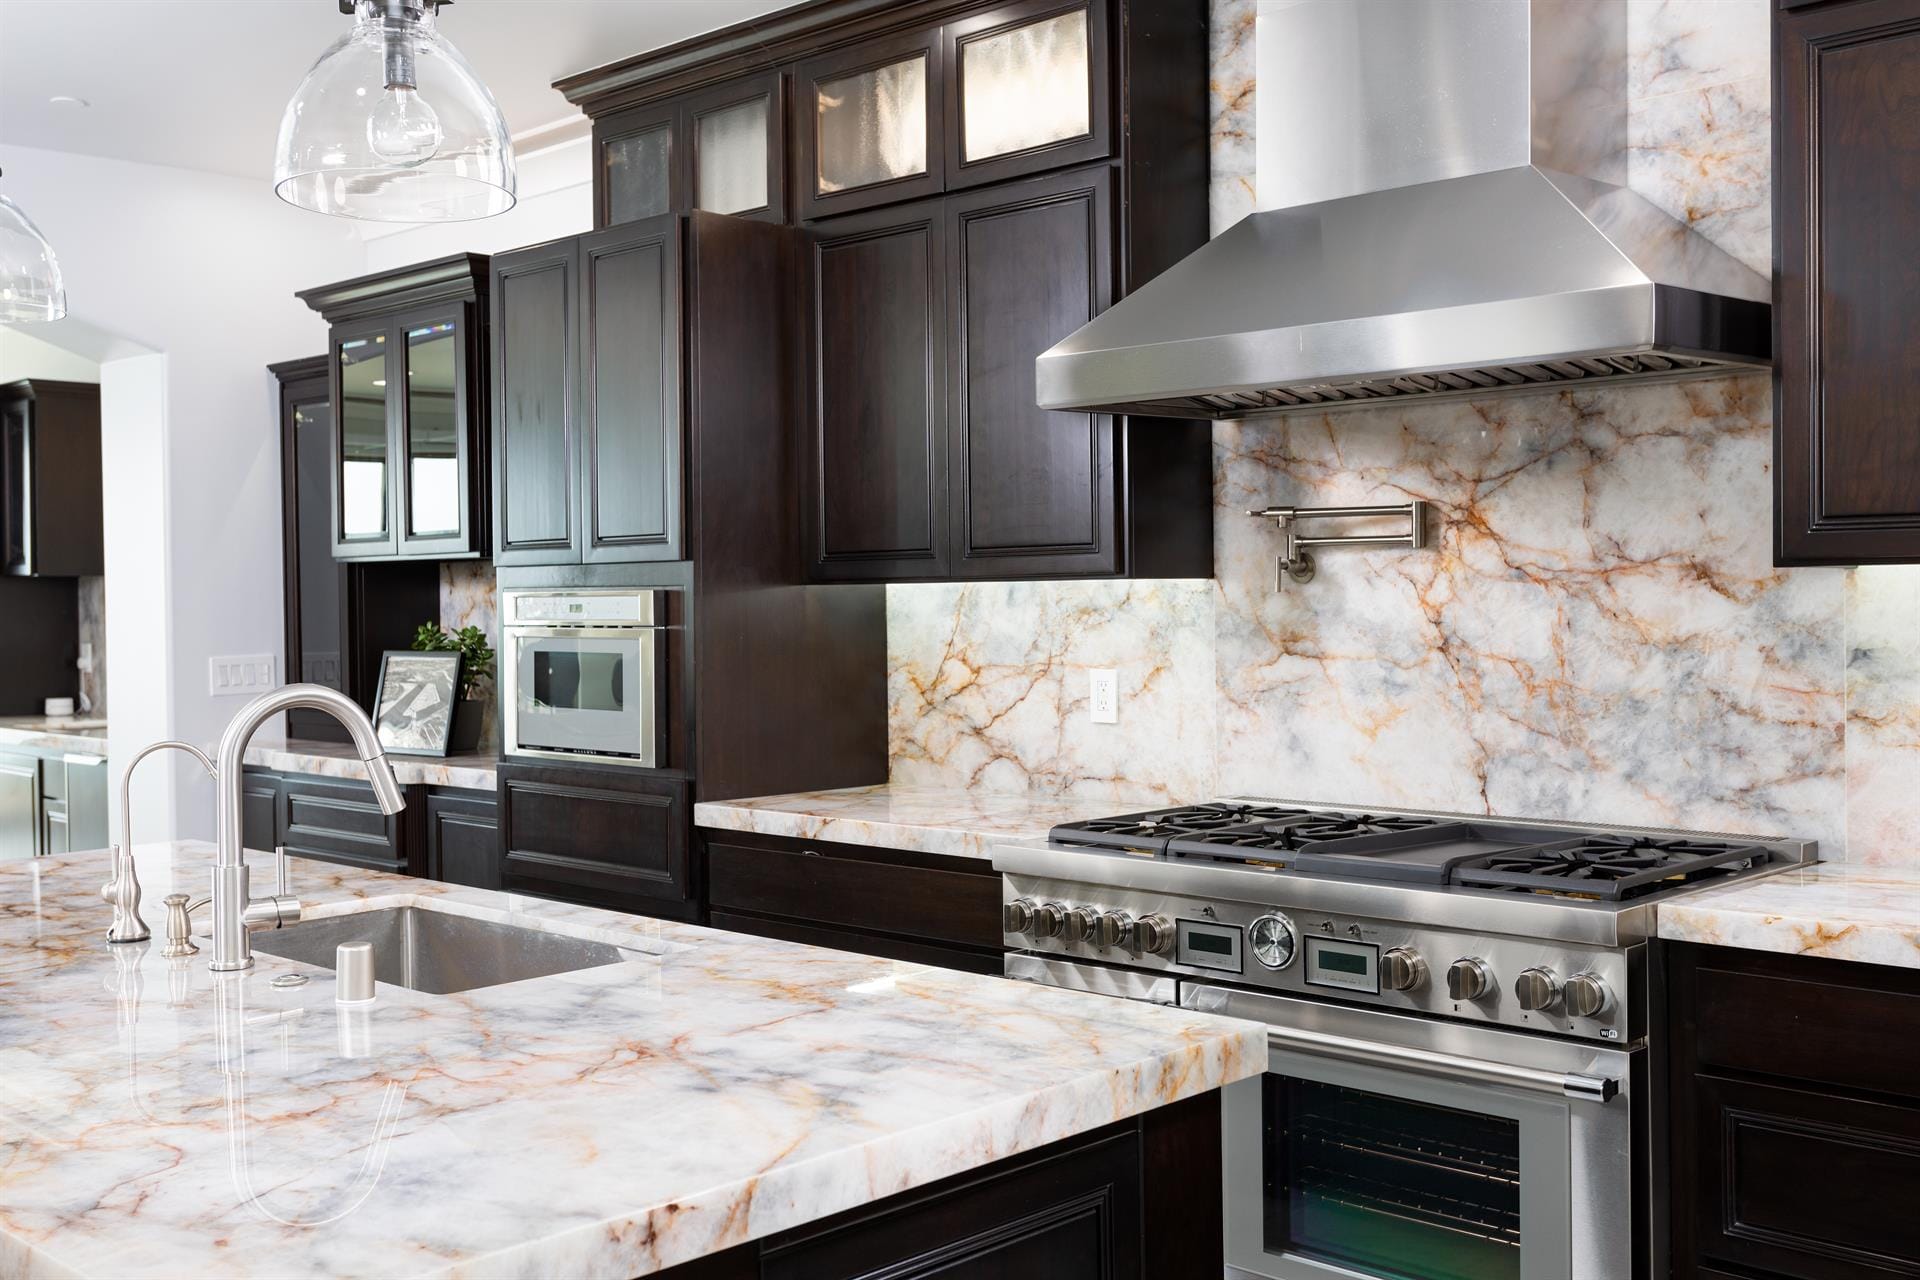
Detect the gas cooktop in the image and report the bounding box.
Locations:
[1049,802,1775,903]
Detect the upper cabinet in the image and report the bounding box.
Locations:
[595,72,787,227]
[297,255,490,562]
[0,380,102,578]
[1774,0,1920,565]
[560,0,1212,583]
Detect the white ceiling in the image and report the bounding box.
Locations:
[0,0,806,180]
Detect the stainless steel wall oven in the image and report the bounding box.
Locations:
[500,588,669,768]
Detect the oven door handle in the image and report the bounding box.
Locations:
[1182,987,1620,1103]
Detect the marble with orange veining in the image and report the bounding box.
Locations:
[693,784,1170,860]
[244,737,497,791]
[0,842,1262,1278]
[1658,861,1920,968]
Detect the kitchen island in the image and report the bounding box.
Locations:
[0,843,1261,1278]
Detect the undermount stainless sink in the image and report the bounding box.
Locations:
[249,906,640,995]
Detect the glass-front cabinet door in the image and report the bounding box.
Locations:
[333,326,395,557]
[397,310,473,556]
[945,0,1109,188]
[685,72,785,222]
[797,28,945,219]
[598,99,682,227]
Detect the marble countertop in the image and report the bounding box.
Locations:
[1659,861,1920,969]
[692,783,1165,860]
[0,715,107,756]
[244,738,496,791]
[0,842,1262,1278]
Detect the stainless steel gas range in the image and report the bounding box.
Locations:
[992,800,1816,1280]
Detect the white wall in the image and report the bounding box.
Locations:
[361,134,592,272]
[0,143,367,842]
[0,328,100,382]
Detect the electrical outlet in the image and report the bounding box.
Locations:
[209,654,278,698]
[1089,668,1119,724]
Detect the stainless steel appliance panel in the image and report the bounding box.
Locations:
[501,588,667,768]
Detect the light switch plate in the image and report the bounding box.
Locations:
[1089,668,1118,724]
[209,654,278,698]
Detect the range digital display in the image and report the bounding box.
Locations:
[1305,937,1380,993]
[1317,949,1369,976]
[1188,932,1235,956]
[1176,921,1244,974]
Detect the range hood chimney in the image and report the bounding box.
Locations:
[1036,0,1770,419]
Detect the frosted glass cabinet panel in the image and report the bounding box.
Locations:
[798,30,945,219]
[687,73,783,221]
[605,123,675,224]
[946,0,1110,189]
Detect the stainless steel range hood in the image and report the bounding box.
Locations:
[1036,0,1771,420]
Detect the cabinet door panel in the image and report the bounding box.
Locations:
[1776,0,1920,563]
[499,763,690,914]
[597,100,684,228]
[808,201,948,579]
[580,218,683,563]
[425,789,499,889]
[686,72,785,222]
[277,775,406,874]
[491,242,581,565]
[945,0,1110,189]
[396,306,478,557]
[797,28,945,219]
[948,165,1116,577]
[0,752,36,860]
[331,323,398,559]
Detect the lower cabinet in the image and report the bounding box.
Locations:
[699,830,1004,974]
[1669,942,1920,1278]
[240,766,498,889]
[498,762,693,920]
[659,1091,1220,1280]
[0,749,108,860]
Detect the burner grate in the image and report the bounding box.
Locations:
[1049,803,1317,854]
[1453,836,1769,901]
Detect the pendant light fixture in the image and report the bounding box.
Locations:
[0,169,67,323]
[274,0,515,222]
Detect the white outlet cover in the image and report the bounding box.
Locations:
[208,654,279,697]
[1089,668,1119,724]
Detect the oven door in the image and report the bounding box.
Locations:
[1184,984,1639,1280]
[502,625,659,766]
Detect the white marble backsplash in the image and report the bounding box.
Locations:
[884,0,1920,860]
[439,560,496,645]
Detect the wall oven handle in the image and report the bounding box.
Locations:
[1182,986,1620,1103]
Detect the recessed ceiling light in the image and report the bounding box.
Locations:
[48,96,89,108]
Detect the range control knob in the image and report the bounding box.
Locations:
[1092,911,1131,950]
[1134,914,1175,956]
[1564,972,1612,1019]
[1062,906,1100,944]
[1003,898,1036,934]
[1381,947,1427,992]
[1030,902,1067,939]
[1446,957,1493,1003]
[1249,913,1299,970]
[1514,967,1563,1013]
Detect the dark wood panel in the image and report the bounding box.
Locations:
[942,0,1112,190]
[1775,0,1920,563]
[0,576,78,715]
[491,240,581,565]
[708,910,1003,974]
[0,380,103,578]
[704,834,1001,951]
[807,199,948,578]
[240,768,279,854]
[580,217,683,563]
[424,788,499,890]
[794,25,947,220]
[273,356,355,742]
[276,774,407,875]
[948,164,1116,577]
[499,762,691,912]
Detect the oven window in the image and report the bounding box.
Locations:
[531,648,625,712]
[1265,1077,1521,1280]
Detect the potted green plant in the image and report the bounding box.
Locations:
[412,621,496,753]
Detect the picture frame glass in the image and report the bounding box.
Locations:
[373,650,462,757]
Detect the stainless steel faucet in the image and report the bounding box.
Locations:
[208,684,404,973]
[103,740,216,943]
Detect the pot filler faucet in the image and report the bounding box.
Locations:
[111,684,404,972]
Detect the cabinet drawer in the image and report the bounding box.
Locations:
[1689,948,1920,1102]
[277,775,406,874]
[704,834,1002,952]
[500,763,689,913]
[1693,1073,1920,1278]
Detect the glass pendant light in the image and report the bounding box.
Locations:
[0,169,67,323]
[274,0,515,222]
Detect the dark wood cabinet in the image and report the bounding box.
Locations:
[296,255,491,562]
[596,98,684,227]
[424,787,500,889]
[240,766,496,888]
[794,26,947,221]
[943,0,1111,191]
[491,218,686,567]
[700,830,1003,973]
[278,773,409,875]
[0,379,101,578]
[1774,0,1920,564]
[500,762,693,918]
[594,72,786,227]
[1669,942,1920,1278]
[656,1091,1221,1280]
[806,198,949,579]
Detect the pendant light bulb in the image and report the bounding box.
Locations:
[367,85,442,165]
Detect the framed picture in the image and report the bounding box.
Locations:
[372,650,463,757]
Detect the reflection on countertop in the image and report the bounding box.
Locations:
[0,841,1261,1278]
[1659,860,1920,969]
[243,737,496,791]
[0,715,108,756]
[692,783,1170,860]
